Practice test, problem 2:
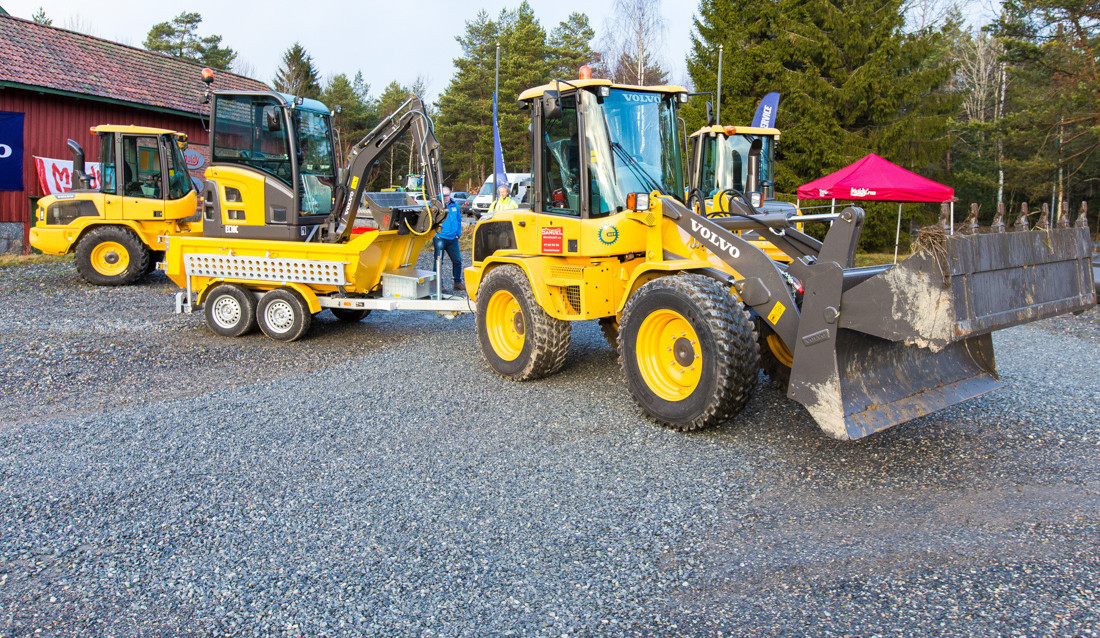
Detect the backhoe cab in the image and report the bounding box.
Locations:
[466,78,1096,440]
[29,125,200,285]
[201,91,339,241]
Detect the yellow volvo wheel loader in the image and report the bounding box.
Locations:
[464,79,1096,441]
[29,126,200,285]
[163,84,467,341]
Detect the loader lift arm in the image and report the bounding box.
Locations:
[325,95,444,242]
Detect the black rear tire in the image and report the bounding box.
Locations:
[476,265,571,380]
[257,288,312,342]
[203,283,257,337]
[619,274,758,431]
[74,226,150,286]
[331,308,371,322]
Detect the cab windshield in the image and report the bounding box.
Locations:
[581,88,684,216]
[701,133,775,195]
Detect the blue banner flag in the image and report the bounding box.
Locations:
[751,92,781,128]
[491,92,508,193]
[0,111,25,191]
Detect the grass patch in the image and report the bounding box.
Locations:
[0,253,73,268]
[855,252,908,267]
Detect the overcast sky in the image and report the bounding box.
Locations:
[4,1,698,101]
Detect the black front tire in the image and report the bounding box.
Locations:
[203,283,257,337]
[257,288,312,342]
[619,274,759,431]
[476,265,571,380]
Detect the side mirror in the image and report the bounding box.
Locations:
[263,106,282,132]
[705,101,715,126]
[542,90,562,120]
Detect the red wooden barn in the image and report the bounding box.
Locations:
[0,12,268,253]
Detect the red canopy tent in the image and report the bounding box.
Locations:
[796,153,954,261]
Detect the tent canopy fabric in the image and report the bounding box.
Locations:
[796,153,953,203]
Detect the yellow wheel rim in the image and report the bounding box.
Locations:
[766,333,794,367]
[90,241,129,276]
[636,309,702,401]
[486,289,525,361]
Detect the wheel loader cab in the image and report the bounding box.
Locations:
[93,126,198,220]
[203,91,337,241]
[688,125,797,262]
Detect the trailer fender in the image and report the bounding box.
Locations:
[281,283,322,314]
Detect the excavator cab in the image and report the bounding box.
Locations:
[201,91,337,241]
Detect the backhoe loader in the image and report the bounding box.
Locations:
[464,78,1096,441]
[29,126,200,285]
[162,85,468,341]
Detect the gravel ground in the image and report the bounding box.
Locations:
[1,259,1098,637]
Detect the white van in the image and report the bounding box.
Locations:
[470,173,531,216]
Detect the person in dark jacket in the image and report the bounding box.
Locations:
[433,187,465,291]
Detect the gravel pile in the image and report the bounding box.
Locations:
[1,262,1098,636]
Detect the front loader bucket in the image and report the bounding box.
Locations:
[789,329,999,440]
[786,224,1095,440]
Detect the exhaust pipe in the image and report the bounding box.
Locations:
[67,139,92,190]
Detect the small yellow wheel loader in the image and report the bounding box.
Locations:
[162,82,468,341]
[464,79,1097,441]
[29,126,201,285]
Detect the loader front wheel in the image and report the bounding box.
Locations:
[257,288,312,342]
[74,226,150,286]
[620,274,759,431]
[477,265,570,380]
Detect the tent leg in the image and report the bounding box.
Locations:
[949,201,954,235]
[894,203,902,264]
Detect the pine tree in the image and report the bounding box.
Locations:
[31,7,51,25]
[273,43,321,99]
[993,0,1099,228]
[321,72,377,160]
[548,12,600,79]
[144,11,237,71]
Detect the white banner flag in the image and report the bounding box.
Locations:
[35,156,104,195]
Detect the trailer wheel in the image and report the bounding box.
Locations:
[74,226,150,286]
[476,265,570,380]
[620,274,759,431]
[331,308,371,322]
[257,288,312,342]
[203,283,257,337]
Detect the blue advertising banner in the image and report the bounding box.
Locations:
[0,111,25,191]
[751,92,781,129]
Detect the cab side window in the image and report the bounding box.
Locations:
[540,97,580,216]
[122,136,163,199]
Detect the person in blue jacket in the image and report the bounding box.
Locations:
[433,187,465,292]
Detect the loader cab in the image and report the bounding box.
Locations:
[528,81,686,218]
[689,125,778,208]
[204,91,337,241]
[93,125,198,222]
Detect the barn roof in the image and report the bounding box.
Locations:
[0,13,268,117]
